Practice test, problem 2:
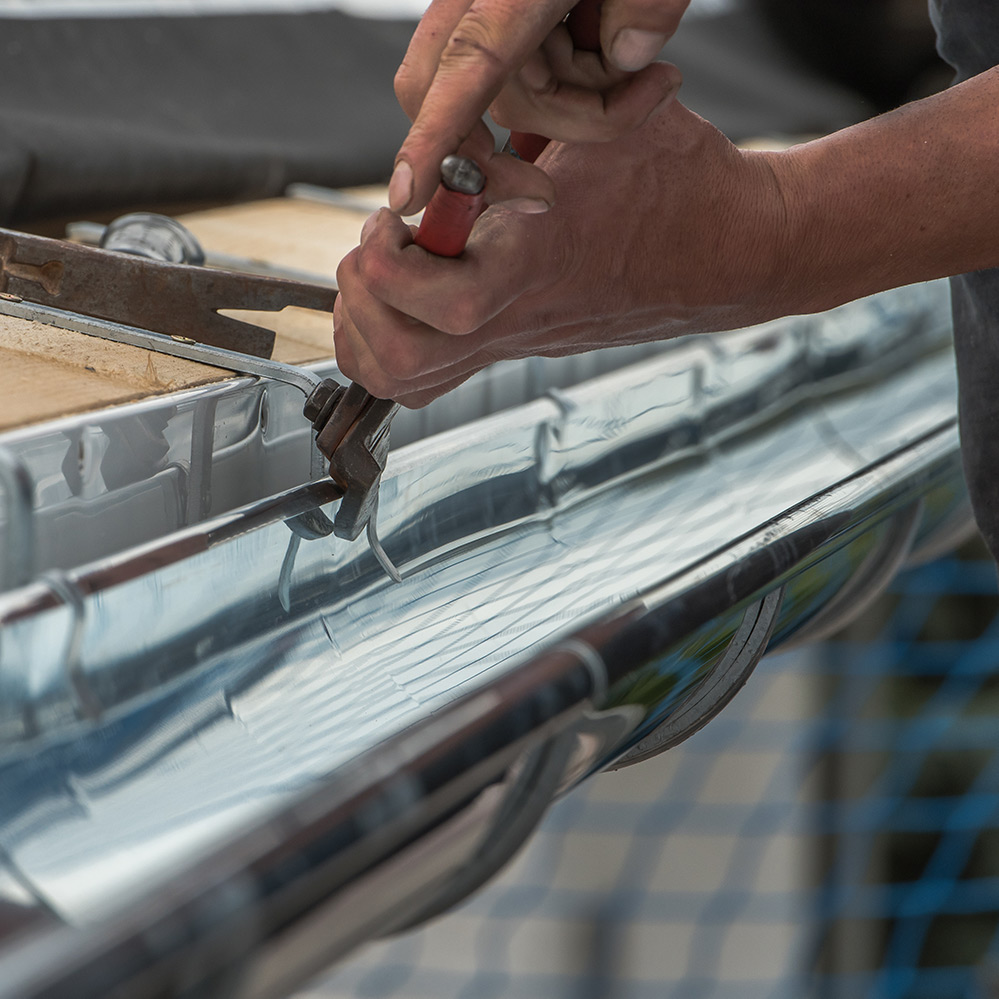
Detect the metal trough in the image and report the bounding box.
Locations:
[0,280,970,997]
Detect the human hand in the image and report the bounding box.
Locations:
[334,101,795,408]
[389,0,689,215]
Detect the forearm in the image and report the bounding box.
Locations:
[773,67,999,313]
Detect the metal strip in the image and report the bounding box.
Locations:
[0,296,322,398]
[0,446,33,591]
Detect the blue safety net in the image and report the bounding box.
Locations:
[312,536,999,999]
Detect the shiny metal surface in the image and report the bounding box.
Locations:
[608,587,786,768]
[0,281,969,998]
[0,311,666,588]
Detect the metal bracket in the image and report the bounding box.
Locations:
[607,587,786,769]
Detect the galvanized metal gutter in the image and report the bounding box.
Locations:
[0,281,970,997]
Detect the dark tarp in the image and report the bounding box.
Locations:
[0,5,869,225]
[0,11,415,224]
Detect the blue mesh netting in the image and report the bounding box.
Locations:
[312,537,999,999]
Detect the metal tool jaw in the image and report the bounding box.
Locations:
[304,380,399,543]
[0,225,336,359]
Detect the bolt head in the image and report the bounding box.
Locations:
[304,379,345,428]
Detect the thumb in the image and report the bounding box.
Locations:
[599,0,689,72]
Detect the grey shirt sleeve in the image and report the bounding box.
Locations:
[928,0,999,560]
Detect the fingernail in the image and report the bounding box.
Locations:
[505,197,552,215]
[609,29,667,72]
[388,160,413,212]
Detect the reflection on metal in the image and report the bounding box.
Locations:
[608,587,785,768]
[785,501,922,648]
[0,280,971,998]
[365,498,402,583]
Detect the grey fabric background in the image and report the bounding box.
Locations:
[0,12,415,223]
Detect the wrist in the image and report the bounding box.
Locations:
[762,139,880,316]
[726,148,801,320]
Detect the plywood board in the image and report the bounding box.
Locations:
[0,312,227,431]
[180,197,373,282]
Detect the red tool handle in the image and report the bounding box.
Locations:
[509,0,604,163]
[414,155,486,257]
[414,186,484,257]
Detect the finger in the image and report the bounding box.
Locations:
[349,208,532,338]
[333,277,419,397]
[335,279,491,402]
[448,120,555,210]
[333,293,403,396]
[335,231,486,393]
[538,21,618,87]
[504,25,618,98]
[394,371,480,410]
[475,151,555,212]
[339,303,492,409]
[394,0,474,120]
[340,288,507,406]
[600,0,690,72]
[491,60,682,143]
[391,0,573,213]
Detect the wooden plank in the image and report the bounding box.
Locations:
[180,197,369,281]
[0,313,227,431]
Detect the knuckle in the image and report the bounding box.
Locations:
[488,100,513,129]
[438,298,483,337]
[342,353,395,399]
[379,335,427,383]
[400,396,431,411]
[348,373,388,400]
[332,335,361,383]
[393,60,420,110]
[354,243,393,298]
[365,373,398,400]
[334,247,359,291]
[440,12,505,72]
